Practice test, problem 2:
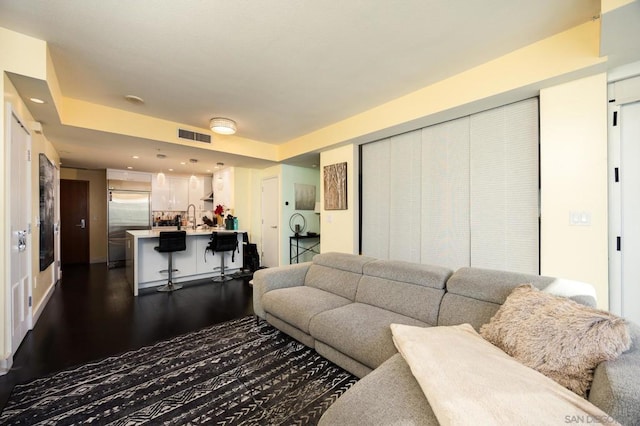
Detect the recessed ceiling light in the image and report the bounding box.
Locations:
[29,97,45,104]
[206,169,211,173]
[180,161,186,165]
[124,95,144,105]
[132,155,139,159]
[127,166,133,170]
[168,168,174,172]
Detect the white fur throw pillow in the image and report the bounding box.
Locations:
[480,284,631,397]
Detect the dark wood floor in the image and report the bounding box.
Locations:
[0,263,254,411]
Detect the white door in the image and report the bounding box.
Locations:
[620,101,640,324]
[261,177,279,267]
[9,111,31,353]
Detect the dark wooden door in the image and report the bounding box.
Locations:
[61,179,90,265]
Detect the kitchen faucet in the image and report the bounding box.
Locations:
[187,203,196,230]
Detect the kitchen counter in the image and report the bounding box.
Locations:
[125,229,245,295]
[129,227,233,237]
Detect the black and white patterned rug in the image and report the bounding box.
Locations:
[0,316,358,425]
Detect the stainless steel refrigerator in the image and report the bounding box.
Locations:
[108,180,152,268]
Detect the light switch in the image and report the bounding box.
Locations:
[570,211,591,226]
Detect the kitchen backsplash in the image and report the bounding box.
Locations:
[153,210,213,227]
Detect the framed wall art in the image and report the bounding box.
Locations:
[324,162,347,210]
[294,183,316,210]
[39,153,55,271]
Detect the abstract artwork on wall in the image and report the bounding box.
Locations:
[39,154,55,271]
[294,183,316,210]
[324,162,347,210]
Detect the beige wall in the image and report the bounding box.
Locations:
[60,168,107,264]
[540,73,609,308]
[320,144,359,255]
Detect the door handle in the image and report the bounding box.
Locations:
[76,219,86,229]
[270,225,278,229]
[17,230,27,252]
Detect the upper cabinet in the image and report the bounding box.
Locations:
[107,168,151,182]
[152,175,188,211]
[188,175,212,211]
[152,174,213,212]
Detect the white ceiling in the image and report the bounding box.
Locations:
[0,0,601,173]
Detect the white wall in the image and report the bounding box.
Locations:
[540,73,609,308]
[320,144,359,254]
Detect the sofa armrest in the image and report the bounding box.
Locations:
[252,262,311,319]
[588,322,640,425]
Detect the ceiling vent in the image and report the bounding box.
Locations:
[178,128,211,144]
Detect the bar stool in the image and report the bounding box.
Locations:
[155,231,186,292]
[208,232,239,282]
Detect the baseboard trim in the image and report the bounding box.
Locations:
[32,280,56,327]
[0,353,13,376]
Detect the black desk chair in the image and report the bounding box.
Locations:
[208,232,239,282]
[154,231,186,292]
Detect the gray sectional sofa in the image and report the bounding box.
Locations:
[252,252,640,425]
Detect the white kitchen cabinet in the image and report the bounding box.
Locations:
[107,168,152,182]
[189,176,211,212]
[152,175,189,211]
[169,177,189,211]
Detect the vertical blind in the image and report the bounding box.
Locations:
[361,98,539,274]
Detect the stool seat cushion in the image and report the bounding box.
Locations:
[209,232,238,252]
[155,231,187,253]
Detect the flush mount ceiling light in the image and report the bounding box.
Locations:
[210,118,237,135]
[29,97,45,104]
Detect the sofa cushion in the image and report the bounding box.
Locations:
[318,353,438,426]
[304,264,363,301]
[445,266,555,305]
[312,252,375,273]
[437,293,501,330]
[589,322,640,425]
[480,284,631,397]
[356,275,444,325]
[309,302,427,369]
[262,286,351,334]
[362,259,452,289]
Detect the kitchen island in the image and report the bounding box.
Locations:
[125,229,244,295]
